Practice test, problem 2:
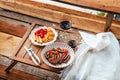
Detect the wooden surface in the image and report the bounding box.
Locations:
[11,23,36,58]
[0,32,21,58]
[0,0,107,33]
[0,14,81,74]
[0,20,27,38]
[0,0,120,38]
[0,13,81,73]
[0,19,27,58]
[60,0,120,14]
[10,22,81,73]
[0,12,60,79]
[0,1,120,78]
[0,9,120,39]
[0,64,46,80]
[110,24,120,39]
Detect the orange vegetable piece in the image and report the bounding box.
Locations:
[53,51,58,55]
[63,49,68,54]
[48,36,53,41]
[42,37,47,42]
[49,50,53,54]
[49,31,54,36]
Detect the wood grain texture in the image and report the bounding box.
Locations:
[0,0,120,38]
[0,64,46,80]
[110,24,120,39]
[0,0,107,33]
[12,23,62,73]
[11,23,36,57]
[17,0,106,21]
[60,0,120,14]
[0,20,27,37]
[0,1,106,23]
[11,22,82,73]
[1,7,120,39]
[0,32,21,57]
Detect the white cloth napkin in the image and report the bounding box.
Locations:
[60,31,120,80]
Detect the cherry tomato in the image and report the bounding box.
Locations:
[53,51,58,55]
[63,49,68,54]
[49,50,53,54]
[44,29,47,32]
[43,30,47,35]
[39,33,44,38]
[57,47,61,51]
[34,32,39,36]
[40,29,44,33]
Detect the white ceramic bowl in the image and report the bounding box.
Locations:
[41,42,75,68]
[29,26,58,46]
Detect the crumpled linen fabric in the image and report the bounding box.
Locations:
[60,31,120,80]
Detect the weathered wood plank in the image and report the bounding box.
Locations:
[0,20,27,37]
[0,15,30,28]
[18,0,106,21]
[0,0,107,33]
[1,6,120,37]
[11,22,62,74]
[0,32,21,57]
[11,23,35,57]
[60,0,120,14]
[0,9,43,25]
[110,24,120,39]
[0,0,120,39]
[12,56,62,74]
[0,64,46,80]
[17,38,31,58]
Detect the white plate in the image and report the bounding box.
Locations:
[29,26,58,46]
[41,42,75,68]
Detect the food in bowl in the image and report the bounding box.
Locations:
[41,42,75,68]
[33,27,54,43]
[30,27,58,46]
[44,47,70,65]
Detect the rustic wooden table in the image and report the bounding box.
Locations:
[4,21,82,74]
[1,0,120,39]
[0,0,120,79]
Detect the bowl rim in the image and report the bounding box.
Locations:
[29,26,58,46]
[41,42,75,68]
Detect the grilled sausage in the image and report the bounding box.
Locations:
[59,53,67,64]
[58,53,63,64]
[48,58,53,64]
[63,53,69,60]
[45,49,70,65]
[64,55,70,63]
[53,54,58,64]
[56,54,60,64]
[48,54,54,64]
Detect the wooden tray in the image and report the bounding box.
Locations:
[9,22,81,73]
